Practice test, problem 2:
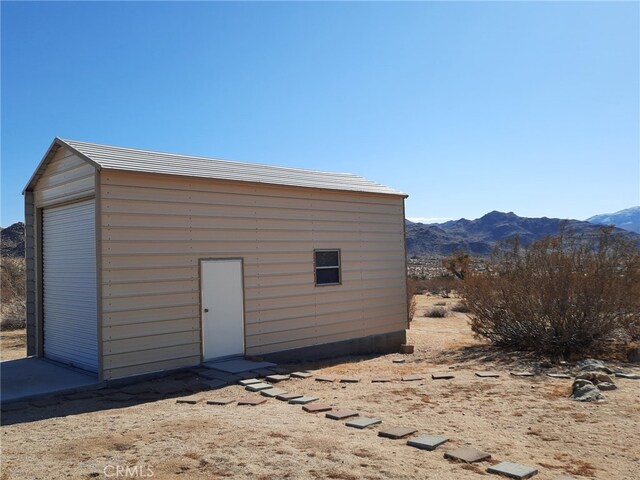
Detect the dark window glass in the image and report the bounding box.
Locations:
[316,267,340,285]
[315,250,339,268]
[315,250,341,285]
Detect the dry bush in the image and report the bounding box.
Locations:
[462,228,640,358]
[421,276,458,297]
[451,301,471,313]
[1,257,26,330]
[425,307,447,318]
[406,278,418,321]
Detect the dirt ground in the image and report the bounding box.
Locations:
[0,330,26,361]
[2,295,639,479]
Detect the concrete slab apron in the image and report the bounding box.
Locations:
[203,359,276,374]
[0,357,102,404]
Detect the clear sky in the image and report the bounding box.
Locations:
[2,1,638,226]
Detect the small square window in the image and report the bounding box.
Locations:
[314,249,341,286]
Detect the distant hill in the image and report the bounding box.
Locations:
[587,206,640,234]
[406,211,640,257]
[0,222,25,257]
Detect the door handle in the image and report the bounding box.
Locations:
[204,308,209,312]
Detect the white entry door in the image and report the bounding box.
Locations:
[201,259,245,361]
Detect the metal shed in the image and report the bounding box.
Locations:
[24,138,409,380]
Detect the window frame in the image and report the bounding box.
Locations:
[314,249,342,287]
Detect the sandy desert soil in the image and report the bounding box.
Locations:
[2,295,639,480]
[0,330,25,361]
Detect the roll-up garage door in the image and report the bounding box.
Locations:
[42,199,98,372]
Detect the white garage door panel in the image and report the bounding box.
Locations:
[43,199,98,372]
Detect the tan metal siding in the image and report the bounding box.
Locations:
[33,149,95,208]
[25,191,37,355]
[99,170,406,380]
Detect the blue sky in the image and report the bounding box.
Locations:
[2,1,638,226]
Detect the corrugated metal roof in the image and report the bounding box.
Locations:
[43,138,405,197]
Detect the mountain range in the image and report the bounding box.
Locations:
[0,222,25,257]
[1,207,639,259]
[406,208,640,257]
[586,206,640,234]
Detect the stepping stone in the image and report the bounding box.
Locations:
[444,447,491,463]
[176,396,202,404]
[260,388,288,398]
[315,376,336,383]
[346,417,382,429]
[407,434,449,451]
[326,409,359,420]
[510,372,535,377]
[237,396,267,406]
[239,378,262,386]
[432,373,455,380]
[475,372,500,378]
[276,392,303,401]
[615,372,640,379]
[302,403,332,413]
[402,374,423,382]
[393,359,406,364]
[339,377,360,383]
[291,371,312,379]
[371,376,393,383]
[487,461,538,479]
[245,382,272,392]
[547,373,571,379]
[265,374,290,383]
[288,396,319,405]
[206,398,234,405]
[378,426,417,439]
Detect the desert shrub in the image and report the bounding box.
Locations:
[451,301,471,313]
[462,228,640,358]
[421,276,457,297]
[1,257,26,330]
[425,307,447,318]
[406,278,418,322]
